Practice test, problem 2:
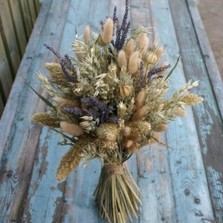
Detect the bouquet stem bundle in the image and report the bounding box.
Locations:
[94,163,141,223]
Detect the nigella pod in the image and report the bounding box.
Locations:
[101,18,114,44]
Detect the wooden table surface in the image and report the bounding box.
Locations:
[0,0,223,222]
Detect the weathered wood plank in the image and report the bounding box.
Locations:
[169,0,223,221]
[0,94,4,117]
[20,0,33,38]
[27,0,37,26]
[0,0,60,221]
[0,0,21,77]
[130,1,177,222]
[0,34,13,104]
[8,0,27,55]
[153,0,215,221]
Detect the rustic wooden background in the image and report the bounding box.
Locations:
[0,0,40,117]
[0,0,223,222]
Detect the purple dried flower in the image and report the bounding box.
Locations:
[44,44,77,82]
[81,97,118,124]
[135,62,147,93]
[62,106,83,117]
[114,0,130,51]
[147,64,171,78]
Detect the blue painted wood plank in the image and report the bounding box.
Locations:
[169,0,223,221]
[150,0,215,222]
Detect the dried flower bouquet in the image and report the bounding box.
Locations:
[32,1,203,222]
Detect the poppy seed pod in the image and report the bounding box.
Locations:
[119,84,132,98]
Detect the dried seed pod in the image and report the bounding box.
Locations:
[125,139,134,148]
[127,121,151,136]
[153,124,168,132]
[117,102,127,118]
[128,51,139,74]
[174,107,186,117]
[83,25,91,43]
[132,105,149,121]
[155,46,164,58]
[135,89,146,110]
[32,113,60,128]
[125,39,135,58]
[119,84,132,98]
[182,93,203,105]
[118,50,127,68]
[123,126,131,136]
[60,121,84,136]
[73,44,85,62]
[146,53,158,64]
[53,97,79,107]
[136,33,149,51]
[101,18,113,44]
[129,143,139,153]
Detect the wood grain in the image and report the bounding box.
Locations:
[169,0,223,221]
[0,0,222,222]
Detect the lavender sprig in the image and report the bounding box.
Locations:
[114,0,130,51]
[62,106,84,117]
[44,44,77,82]
[147,64,171,78]
[81,97,118,124]
[135,62,147,93]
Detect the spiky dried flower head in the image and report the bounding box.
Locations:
[96,123,120,141]
[32,113,60,128]
[100,140,118,150]
[56,137,92,181]
[83,25,91,43]
[127,121,151,136]
[101,18,114,44]
[182,93,203,105]
[72,42,85,62]
[128,51,139,74]
[118,50,127,68]
[60,121,84,136]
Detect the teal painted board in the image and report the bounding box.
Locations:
[150,0,214,222]
[8,0,27,55]
[0,0,21,77]
[0,0,55,221]
[0,0,222,222]
[169,0,223,221]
